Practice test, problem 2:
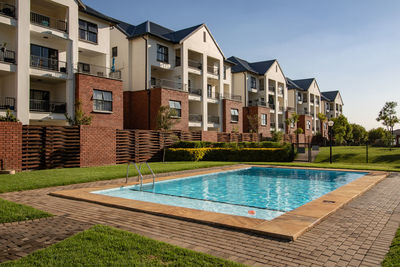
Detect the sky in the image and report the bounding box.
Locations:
[84,0,400,130]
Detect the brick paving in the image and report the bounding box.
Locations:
[0,170,399,266]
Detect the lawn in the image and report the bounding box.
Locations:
[0,161,235,193]
[383,227,400,267]
[0,225,244,267]
[0,198,52,223]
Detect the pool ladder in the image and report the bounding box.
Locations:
[126,162,156,190]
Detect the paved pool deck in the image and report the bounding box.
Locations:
[1,166,399,266]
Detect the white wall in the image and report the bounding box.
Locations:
[110,27,130,91]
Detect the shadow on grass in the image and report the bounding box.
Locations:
[372,154,400,164]
[316,153,359,163]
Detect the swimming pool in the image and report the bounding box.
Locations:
[93,167,366,220]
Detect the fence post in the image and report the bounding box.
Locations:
[366,142,369,163]
[308,143,312,162]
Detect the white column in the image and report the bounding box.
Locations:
[15,0,30,125]
[274,81,278,131]
[66,4,78,119]
[181,45,188,92]
[201,53,207,131]
[218,59,223,132]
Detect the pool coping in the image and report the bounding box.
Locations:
[50,165,388,241]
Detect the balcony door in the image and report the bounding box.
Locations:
[31,44,58,71]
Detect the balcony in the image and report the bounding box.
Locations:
[0,2,15,18]
[269,103,275,109]
[207,65,219,76]
[208,115,219,124]
[189,88,202,96]
[30,12,67,32]
[77,63,121,80]
[278,123,284,129]
[223,94,242,102]
[268,86,275,92]
[188,59,202,70]
[0,49,15,64]
[30,55,67,73]
[189,114,202,122]
[248,100,266,107]
[287,107,295,112]
[29,99,66,113]
[207,92,220,101]
[298,110,310,116]
[278,106,284,113]
[0,96,15,110]
[270,122,276,128]
[151,79,183,91]
[278,88,284,96]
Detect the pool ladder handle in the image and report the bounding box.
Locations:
[126,161,156,190]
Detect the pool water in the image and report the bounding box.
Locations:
[93,167,366,220]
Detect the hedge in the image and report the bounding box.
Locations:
[172,141,283,149]
[166,147,294,162]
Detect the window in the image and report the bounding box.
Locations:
[231,109,239,123]
[79,19,98,43]
[93,90,112,112]
[223,65,227,79]
[307,120,311,130]
[78,62,90,73]
[261,114,267,126]
[203,31,206,42]
[30,44,59,71]
[250,77,257,89]
[157,44,168,63]
[207,84,212,98]
[169,100,181,118]
[112,47,118,57]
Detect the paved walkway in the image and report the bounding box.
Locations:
[1,170,399,266]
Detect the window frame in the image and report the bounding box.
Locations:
[169,100,182,118]
[112,46,118,57]
[261,114,267,126]
[250,76,257,89]
[231,108,239,123]
[157,44,169,63]
[93,89,113,112]
[79,19,98,44]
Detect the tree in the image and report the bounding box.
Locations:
[368,127,392,147]
[376,101,399,148]
[332,115,352,145]
[294,127,304,144]
[247,114,259,133]
[285,113,299,134]
[350,123,367,145]
[317,112,327,123]
[0,109,18,122]
[156,106,180,162]
[65,101,92,126]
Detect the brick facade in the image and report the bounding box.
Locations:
[125,88,189,131]
[243,106,271,138]
[80,126,116,167]
[201,131,218,142]
[298,115,313,138]
[222,99,243,133]
[0,122,22,171]
[75,74,123,129]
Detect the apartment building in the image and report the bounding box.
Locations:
[287,78,322,136]
[228,57,288,137]
[111,20,239,132]
[0,0,123,128]
[321,91,343,119]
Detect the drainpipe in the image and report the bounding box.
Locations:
[142,36,150,129]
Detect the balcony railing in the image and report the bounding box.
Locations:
[207,92,220,100]
[268,86,275,92]
[279,106,284,113]
[0,2,15,18]
[269,103,275,109]
[77,63,121,80]
[30,55,67,73]
[188,59,202,70]
[0,96,15,110]
[189,88,202,96]
[151,78,182,91]
[270,122,276,128]
[298,110,310,116]
[248,100,266,107]
[0,49,15,64]
[207,65,219,76]
[29,99,66,113]
[30,12,68,32]
[278,123,284,129]
[223,94,242,101]
[287,107,295,112]
[208,115,219,124]
[189,114,202,122]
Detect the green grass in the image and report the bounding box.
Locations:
[253,146,400,172]
[0,162,235,193]
[0,225,244,267]
[0,198,52,223]
[382,227,400,267]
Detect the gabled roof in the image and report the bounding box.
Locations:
[291,78,315,91]
[79,5,119,24]
[321,94,330,101]
[227,56,276,75]
[321,91,339,102]
[286,77,302,90]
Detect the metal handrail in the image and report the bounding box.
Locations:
[77,63,121,80]
[29,99,66,113]
[126,162,156,190]
[30,12,67,32]
[207,92,220,100]
[0,2,15,18]
[0,96,15,110]
[223,94,242,101]
[207,65,219,75]
[189,114,202,122]
[188,59,202,70]
[30,55,67,73]
[151,78,183,91]
[189,88,202,96]
[268,86,275,92]
[0,49,15,64]
[208,115,219,124]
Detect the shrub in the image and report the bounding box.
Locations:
[165,148,212,161]
[172,141,282,149]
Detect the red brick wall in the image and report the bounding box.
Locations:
[126,88,189,131]
[80,126,116,167]
[0,122,22,171]
[75,74,123,129]
[222,99,243,133]
[201,131,218,142]
[298,115,313,137]
[243,106,271,138]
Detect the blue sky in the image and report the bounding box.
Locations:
[84,0,400,130]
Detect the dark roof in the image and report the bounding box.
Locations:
[227,56,276,75]
[291,78,315,91]
[116,20,203,43]
[286,77,302,90]
[321,94,330,101]
[79,5,119,24]
[321,91,339,102]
